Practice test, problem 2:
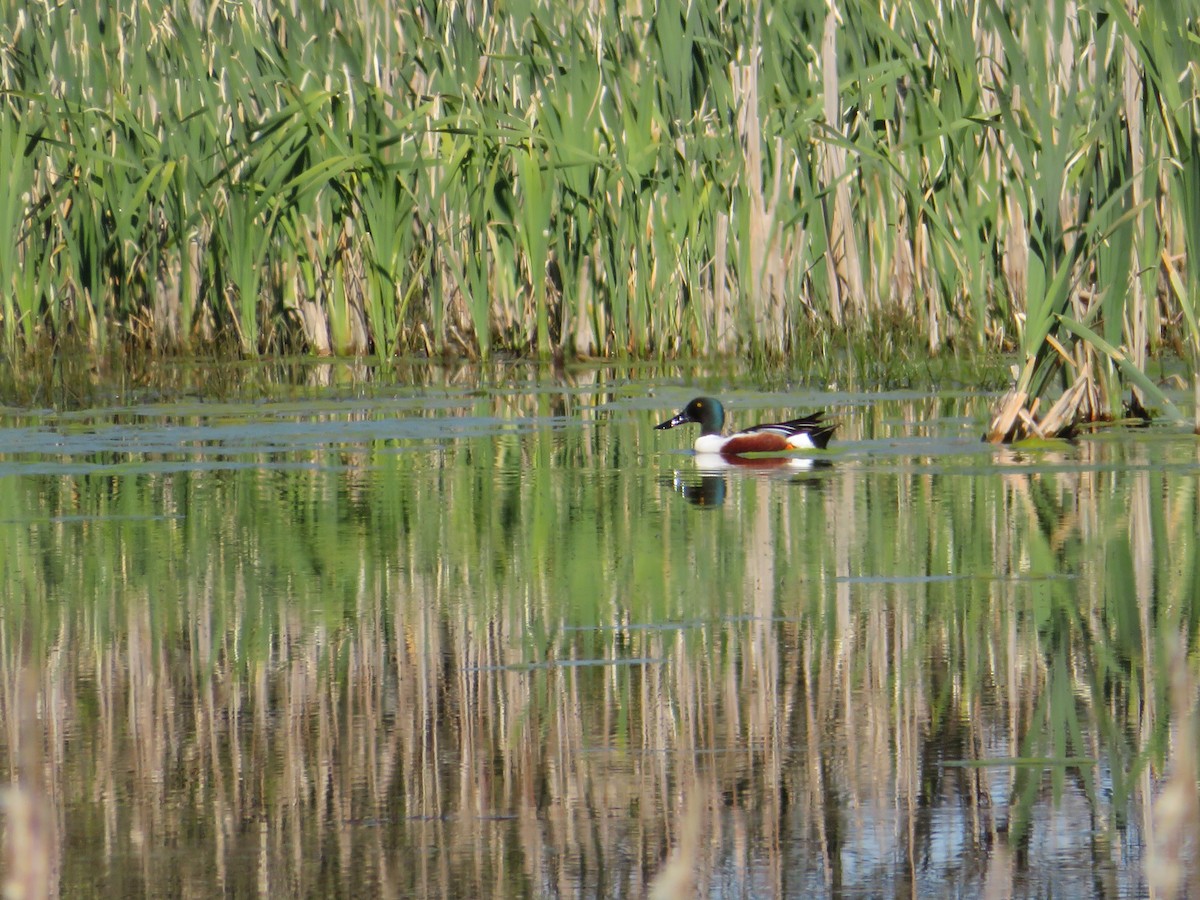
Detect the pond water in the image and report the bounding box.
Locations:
[0,360,1197,898]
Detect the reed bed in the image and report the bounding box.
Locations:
[0,390,1196,894]
[1,1,1200,422]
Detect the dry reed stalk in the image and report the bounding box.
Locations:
[152,242,183,350]
[1122,5,1147,407]
[891,199,916,314]
[819,6,865,328]
[298,292,332,355]
[1001,184,1029,320]
[1036,365,1092,436]
[989,354,1102,441]
[986,383,1026,442]
[734,44,786,354]
[573,256,597,357]
[712,212,733,354]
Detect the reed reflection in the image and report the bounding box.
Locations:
[0,392,1195,898]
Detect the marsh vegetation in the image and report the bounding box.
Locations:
[2,1,1200,435]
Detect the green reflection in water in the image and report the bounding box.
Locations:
[0,373,1197,898]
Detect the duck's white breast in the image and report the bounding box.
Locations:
[694,433,728,454]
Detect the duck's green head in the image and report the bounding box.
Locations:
[655,397,726,436]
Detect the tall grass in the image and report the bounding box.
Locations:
[1,0,1200,421]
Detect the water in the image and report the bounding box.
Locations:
[0,362,1195,898]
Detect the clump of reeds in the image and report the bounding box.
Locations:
[1,1,1200,434]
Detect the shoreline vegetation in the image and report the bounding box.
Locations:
[1,1,1199,436]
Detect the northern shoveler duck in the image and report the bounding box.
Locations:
[655,396,836,456]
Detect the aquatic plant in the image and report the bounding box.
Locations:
[0,0,1198,434]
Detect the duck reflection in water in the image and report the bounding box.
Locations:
[665,450,833,508]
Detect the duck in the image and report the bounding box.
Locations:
[655,396,835,456]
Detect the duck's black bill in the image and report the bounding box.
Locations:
[655,412,688,430]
